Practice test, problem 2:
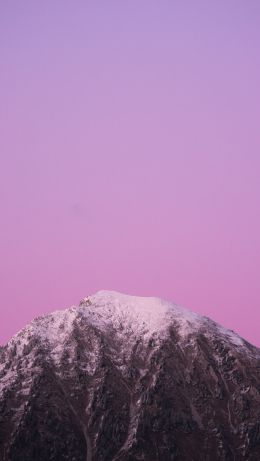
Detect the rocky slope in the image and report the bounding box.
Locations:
[0,290,260,461]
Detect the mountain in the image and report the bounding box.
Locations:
[0,290,260,461]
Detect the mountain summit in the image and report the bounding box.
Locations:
[1,291,260,460]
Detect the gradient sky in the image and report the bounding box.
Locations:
[1,1,260,346]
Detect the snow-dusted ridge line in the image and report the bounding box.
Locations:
[1,292,260,460]
[7,289,245,351]
[0,290,253,403]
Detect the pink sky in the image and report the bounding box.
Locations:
[1,2,260,346]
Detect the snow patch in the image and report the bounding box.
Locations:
[79,290,203,340]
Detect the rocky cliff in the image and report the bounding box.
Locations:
[0,291,260,460]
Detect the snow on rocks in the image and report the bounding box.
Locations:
[0,290,249,397]
[79,290,202,339]
[3,290,248,362]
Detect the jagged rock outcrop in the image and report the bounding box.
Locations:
[0,291,260,460]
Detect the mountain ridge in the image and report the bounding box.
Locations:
[1,291,260,460]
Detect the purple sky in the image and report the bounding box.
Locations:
[1,2,260,346]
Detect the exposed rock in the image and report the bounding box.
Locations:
[0,291,260,460]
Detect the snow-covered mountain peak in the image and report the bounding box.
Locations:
[7,290,245,360]
[1,291,259,460]
[1,291,207,382]
[78,290,245,348]
[78,290,202,340]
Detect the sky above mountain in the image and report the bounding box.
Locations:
[1,1,260,346]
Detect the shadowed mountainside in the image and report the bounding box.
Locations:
[0,291,260,460]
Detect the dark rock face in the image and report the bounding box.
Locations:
[0,291,260,461]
